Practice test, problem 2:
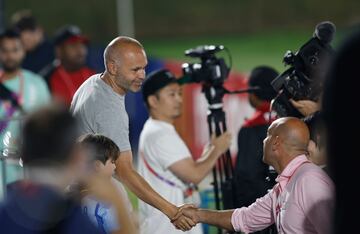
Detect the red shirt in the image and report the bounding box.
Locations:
[243,101,276,127]
[49,65,95,106]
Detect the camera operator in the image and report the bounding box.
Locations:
[270,21,335,118]
[290,99,320,117]
[138,69,232,234]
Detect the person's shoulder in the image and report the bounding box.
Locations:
[75,75,118,111]
[22,69,46,83]
[296,162,333,186]
[87,74,112,94]
[142,119,174,137]
[75,73,101,95]
[299,162,325,173]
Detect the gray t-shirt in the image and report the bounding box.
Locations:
[70,73,131,152]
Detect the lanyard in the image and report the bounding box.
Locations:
[140,151,183,189]
[0,72,24,133]
[140,151,197,198]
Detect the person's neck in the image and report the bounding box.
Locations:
[278,157,295,174]
[151,113,175,125]
[101,71,126,95]
[1,69,21,82]
[277,150,307,174]
[24,166,72,194]
[61,61,82,73]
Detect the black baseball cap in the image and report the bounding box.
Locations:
[142,69,178,104]
[248,66,279,101]
[53,25,89,46]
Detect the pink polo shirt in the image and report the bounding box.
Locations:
[231,155,334,234]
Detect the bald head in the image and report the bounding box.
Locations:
[263,117,310,173]
[101,36,147,94]
[271,117,310,153]
[103,36,144,70]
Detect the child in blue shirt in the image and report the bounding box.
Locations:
[77,133,135,234]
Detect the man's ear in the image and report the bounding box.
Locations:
[272,135,280,151]
[148,95,158,110]
[106,61,117,76]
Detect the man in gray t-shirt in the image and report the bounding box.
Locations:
[71,73,131,152]
[70,36,195,231]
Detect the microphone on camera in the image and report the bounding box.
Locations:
[314,21,336,45]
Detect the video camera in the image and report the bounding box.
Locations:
[180,45,230,87]
[271,21,336,117]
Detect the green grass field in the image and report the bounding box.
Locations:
[143,29,347,73]
[143,30,311,73]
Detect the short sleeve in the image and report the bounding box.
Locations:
[148,131,191,170]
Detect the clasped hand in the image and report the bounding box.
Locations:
[171,204,200,231]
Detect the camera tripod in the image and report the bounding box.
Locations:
[202,83,236,234]
[202,82,262,233]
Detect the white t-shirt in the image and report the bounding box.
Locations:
[137,118,203,234]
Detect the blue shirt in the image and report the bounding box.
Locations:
[0,181,102,234]
[83,195,120,234]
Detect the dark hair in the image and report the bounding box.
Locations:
[141,69,178,109]
[11,10,38,32]
[21,104,79,167]
[0,29,21,45]
[303,111,324,147]
[77,134,120,165]
[248,66,279,101]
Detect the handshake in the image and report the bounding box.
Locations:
[171,204,201,231]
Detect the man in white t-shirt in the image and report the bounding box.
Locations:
[138,69,232,234]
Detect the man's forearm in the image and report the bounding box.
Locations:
[117,167,177,218]
[197,209,235,231]
[192,148,223,184]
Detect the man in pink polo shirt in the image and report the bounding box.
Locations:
[173,117,334,234]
